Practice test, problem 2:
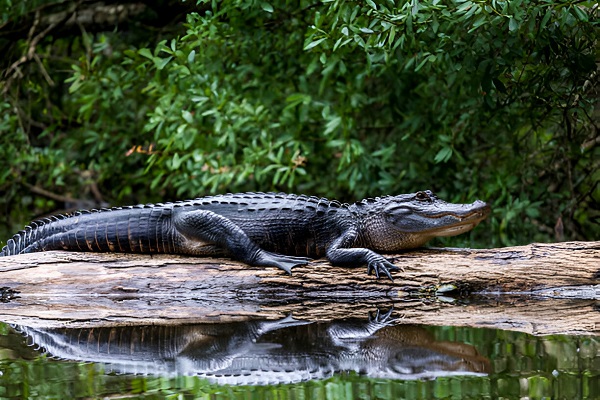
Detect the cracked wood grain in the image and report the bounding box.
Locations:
[0,241,598,336]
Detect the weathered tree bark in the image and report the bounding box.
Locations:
[0,241,598,336]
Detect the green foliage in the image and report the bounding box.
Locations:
[0,0,598,246]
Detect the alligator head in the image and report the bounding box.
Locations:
[366,190,491,250]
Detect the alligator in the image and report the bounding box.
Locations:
[0,190,490,279]
[13,311,490,385]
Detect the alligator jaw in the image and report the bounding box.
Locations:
[431,221,482,237]
[422,204,491,237]
[426,208,489,221]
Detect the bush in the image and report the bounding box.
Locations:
[0,0,598,247]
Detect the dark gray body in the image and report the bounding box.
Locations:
[0,191,491,279]
[13,314,490,385]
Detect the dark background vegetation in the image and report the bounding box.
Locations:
[0,0,598,248]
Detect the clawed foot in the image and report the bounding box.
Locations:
[363,307,399,332]
[367,257,403,281]
[256,250,312,275]
[369,307,398,325]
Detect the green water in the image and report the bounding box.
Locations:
[0,323,598,400]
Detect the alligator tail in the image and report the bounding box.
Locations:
[0,206,177,257]
[1,215,70,256]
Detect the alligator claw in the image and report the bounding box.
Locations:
[359,307,399,333]
[369,306,398,325]
[367,258,400,281]
[257,251,312,275]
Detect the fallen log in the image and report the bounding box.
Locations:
[0,241,598,336]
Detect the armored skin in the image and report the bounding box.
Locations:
[0,190,491,280]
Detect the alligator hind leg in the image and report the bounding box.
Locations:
[173,210,311,274]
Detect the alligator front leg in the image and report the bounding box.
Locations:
[326,230,400,281]
[174,210,311,274]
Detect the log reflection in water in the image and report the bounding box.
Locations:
[14,312,490,385]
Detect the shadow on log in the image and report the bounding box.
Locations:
[0,241,598,336]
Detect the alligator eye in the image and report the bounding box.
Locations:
[415,191,430,201]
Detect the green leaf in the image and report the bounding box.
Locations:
[182,110,194,123]
[260,2,273,13]
[540,9,553,29]
[415,54,435,72]
[67,75,84,93]
[285,93,311,106]
[571,6,587,22]
[138,48,153,59]
[457,1,473,13]
[154,56,173,70]
[434,147,453,163]
[304,37,326,51]
[468,15,487,33]
[324,116,342,135]
[171,153,183,169]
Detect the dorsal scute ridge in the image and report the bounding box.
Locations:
[175,192,341,209]
[353,195,390,206]
[5,192,351,231]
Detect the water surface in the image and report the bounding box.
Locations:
[0,316,598,399]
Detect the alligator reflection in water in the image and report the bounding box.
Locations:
[14,312,490,385]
